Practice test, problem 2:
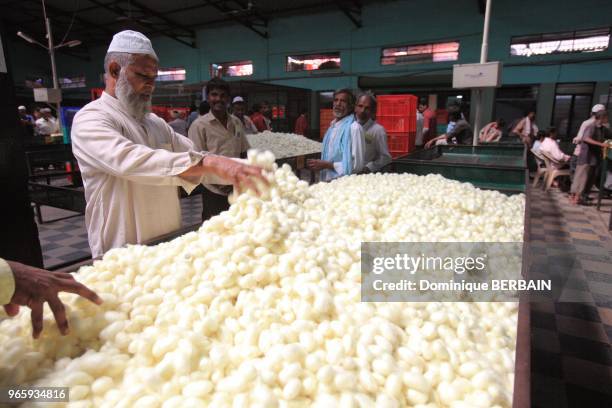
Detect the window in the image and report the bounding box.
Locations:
[381,41,460,65]
[552,83,594,140]
[157,67,186,82]
[510,28,610,57]
[59,75,86,89]
[210,60,253,77]
[494,86,539,131]
[286,53,341,72]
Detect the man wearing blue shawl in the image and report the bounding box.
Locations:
[308,89,365,181]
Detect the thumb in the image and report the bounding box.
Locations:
[3,303,20,316]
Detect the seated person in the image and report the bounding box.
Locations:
[531,130,546,155]
[540,127,570,169]
[479,118,505,143]
[425,112,472,148]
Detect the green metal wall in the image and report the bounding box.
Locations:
[9,0,612,127]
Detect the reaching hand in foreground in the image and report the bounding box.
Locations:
[3,261,103,339]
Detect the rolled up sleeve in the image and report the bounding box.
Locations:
[0,259,15,305]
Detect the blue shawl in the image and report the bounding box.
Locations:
[321,114,354,181]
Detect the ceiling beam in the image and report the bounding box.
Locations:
[128,0,196,39]
[202,0,268,39]
[335,0,362,28]
[34,0,117,36]
[477,0,486,14]
[85,0,197,48]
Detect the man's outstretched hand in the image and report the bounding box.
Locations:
[3,261,103,339]
[181,155,270,195]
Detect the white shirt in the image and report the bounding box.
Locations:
[515,116,538,139]
[71,92,217,258]
[35,117,59,135]
[0,258,15,305]
[321,116,365,181]
[540,137,570,169]
[572,117,596,156]
[361,118,391,172]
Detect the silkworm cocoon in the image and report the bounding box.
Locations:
[282,378,302,400]
[384,373,403,397]
[70,385,90,401]
[406,389,429,405]
[334,370,357,391]
[402,371,430,394]
[91,377,114,396]
[458,362,480,378]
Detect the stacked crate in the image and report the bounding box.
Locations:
[377,95,417,158]
[319,108,335,140]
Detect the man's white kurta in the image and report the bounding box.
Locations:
[71,92,207,258]
[321,117,366,182]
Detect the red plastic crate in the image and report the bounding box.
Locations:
[387,131,416,158]
[376,94,418,133]
[436,109,449,124]
[319,108,334,139]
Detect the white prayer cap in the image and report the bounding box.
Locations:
[107,30,158,59]
[40,108,51,113]
[591,104,606,113]
[18,105,26,110]
[232,96,245,104]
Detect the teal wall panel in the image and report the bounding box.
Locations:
[8,0,612,100]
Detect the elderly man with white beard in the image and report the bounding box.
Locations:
[71,31,267,258]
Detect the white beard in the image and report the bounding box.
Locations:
[115,71,151,121]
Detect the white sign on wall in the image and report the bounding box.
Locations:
[452,62,502,89]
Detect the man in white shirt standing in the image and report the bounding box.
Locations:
[71,30,266,258]
[35,108,59,136]
[354,91,391,173]
[307,89,365,181]
[511,110,538,145]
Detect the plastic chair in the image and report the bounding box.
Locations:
[540,151,571,191]
[531,149,548,188]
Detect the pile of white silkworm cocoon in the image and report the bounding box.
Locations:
[246,131,322,159]
[0,149,524,408]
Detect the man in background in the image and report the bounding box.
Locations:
[425,111,473,148]
[511,110,538,145]
[35,108,59,137]
[188,78,250,220]
[18,105,35,138]
[354,91,391,173]
[168,110,188,136]
[250,103,271,132]
[294,108,308,136]
[479,118,505,143]
[232,96,258,134]
[416,98,436,147]
[307,89,365,181]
